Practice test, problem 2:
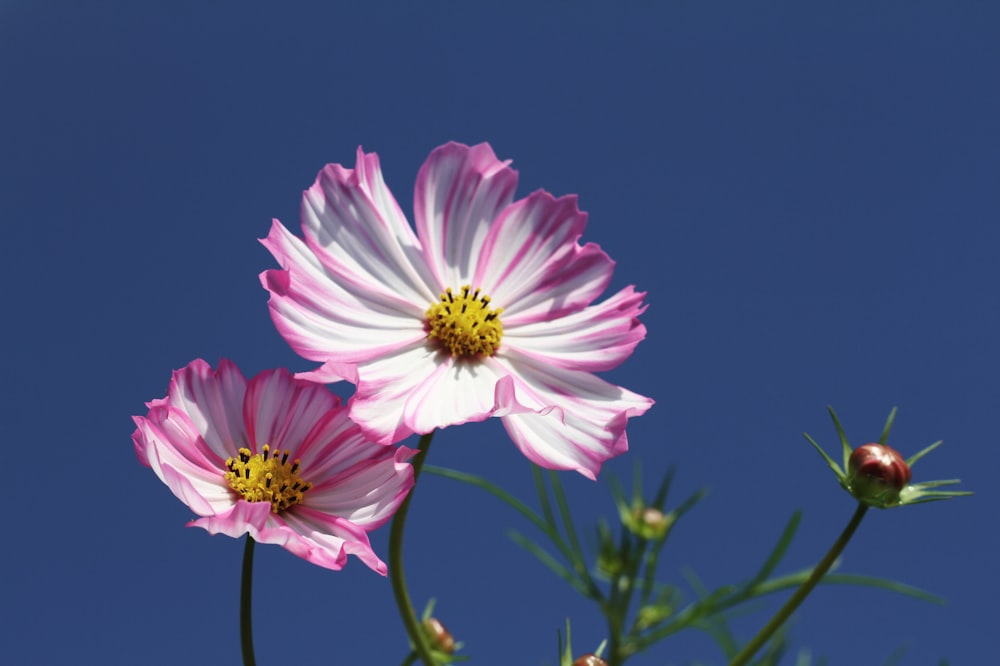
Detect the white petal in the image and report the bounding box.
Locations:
[504,286,648,371]
[414,142,518,288]
[348,343,442,444]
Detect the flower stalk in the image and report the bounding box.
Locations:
[389,432,437,665]
[729,502,869,666]
[240,535,257,666]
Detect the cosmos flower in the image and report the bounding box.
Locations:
[132,359,415,573]
[261,141,652,479]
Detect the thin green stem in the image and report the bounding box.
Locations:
[729,503,869,666]
[389,432,437,666]
[240,535,257,666]
[401,651,418,666]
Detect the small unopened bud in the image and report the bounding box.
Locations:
[423,617,455,654]
[847,443,912,507]
[572,654,608,666]
[624,504,674,540]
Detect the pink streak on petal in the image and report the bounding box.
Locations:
[494,351,653,478]
[502,245,616,325]
[401,355,510,434]
[261,221,425,366]
[242,368,340,454]
[133,406,233,510]
[190,501,270,539]
[159,459,226,516]
[294,360,359,384]
[474,191,614,321]
[300,150,437,307]
[414,142,518,288]
[504,286,648,371]
[166,358,250,462]
[281,507,386,573]
[347,343,442,444]
[307,444,416,529]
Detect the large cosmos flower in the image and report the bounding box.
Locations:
[132,359,414,573]
[261,142,653,479]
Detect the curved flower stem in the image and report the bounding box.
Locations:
[389,432,437,666]
[240,535,257,666]
[729,503,869,666]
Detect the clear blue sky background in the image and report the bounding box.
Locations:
[3,2,997,664]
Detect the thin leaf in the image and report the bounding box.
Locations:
[827,405,853,474]
[751,511,802,585]
[879,406,899,445]
[424,465,548,534]
[906,440,943,467]
[547,469,593,585]
[651,467,675,509]
[508,529,592,598]
[803,432,844,478]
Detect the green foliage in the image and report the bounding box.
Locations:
[424,462,943,666]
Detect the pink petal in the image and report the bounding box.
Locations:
[401,356,519,434]
[474,191,615,324]
[414,142,518,289]
[503,286,648,371]
[496,351,654,479]
[295,360,359,384]
[281,507,386,574]
[166,358,250,461]
[306,444,416,529]
[262,221,426,366]
[346,343,441,444]
[300,150,438,306]
[133,407,234,514]
[242,368,339,454]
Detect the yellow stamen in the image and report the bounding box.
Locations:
[425,285,504,357]
[224,444,312,513]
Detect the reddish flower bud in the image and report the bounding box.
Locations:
[572,655,608,666]
[423,617,456,654]
[847,443,912,507]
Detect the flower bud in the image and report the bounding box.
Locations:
[572,654,608,666]
[423,617,455,654]
[847,443,912,507]
[623,503,674,540]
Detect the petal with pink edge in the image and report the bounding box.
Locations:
[300,151,437,306]
[504,286,648,372]
[262,221,426,365]
[414,142,518,288]
[242,367,339,454]
[347,343,442,445]
[497,351,653,479]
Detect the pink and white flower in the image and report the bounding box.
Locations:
[132,359,415,573]
[261,142,653,479]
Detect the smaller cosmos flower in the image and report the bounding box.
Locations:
[132,359,415,573]
[804,406,971,509]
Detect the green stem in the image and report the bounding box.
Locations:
[729,503,869,666]
[240,535,257,666]
[389,432,437,666]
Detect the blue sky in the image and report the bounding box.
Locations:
[3,2,997,664]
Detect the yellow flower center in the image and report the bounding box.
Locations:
[425,285,504,357]
[224,444,312,513]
